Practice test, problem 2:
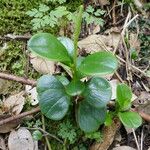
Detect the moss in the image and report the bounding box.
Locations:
[0,0,44,35]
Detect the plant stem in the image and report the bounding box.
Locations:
[42,115,52,150]
[63,139,67,150]
[73,5,84,78]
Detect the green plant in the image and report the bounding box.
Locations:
[26,2,105,30]
[116,84,142,128]
[83,5,105,26]
[58,120,77,144]
[85,131,103,142]
[105,84,142,128]
[32,130,43,141]
[27,5,118,133]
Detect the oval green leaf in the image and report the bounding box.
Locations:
[28,33,71,63]
[83,77,112,108]
[117,84,132,111]
[77,101,106,132]
[66,79,85,96]
[37,75,70,120]
[78,51,118,76]
[58,37,74,59]
[118,112,142,128]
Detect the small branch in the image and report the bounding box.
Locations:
[42,115,52,150]
[27,127,63,144]
[0,107,40,126]
[90,118,121,150]
[0,72,36,86]
[132,128,140,150]
[0,34,31,41]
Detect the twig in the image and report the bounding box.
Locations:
[90,118,121,150]
[0,107,40,126]
[27,127,63,144]
[140,127,144,150]
[0,72,36,86]
[138,111,150,122]
[132,128,140,150]
[42,115,52,150]
[112,0,117,24]
[0,34,31,41]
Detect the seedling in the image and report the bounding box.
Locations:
[27,6,118,132]
[105,83,142,128]
[116,84,142,128]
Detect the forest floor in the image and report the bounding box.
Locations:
[0,0,150,150]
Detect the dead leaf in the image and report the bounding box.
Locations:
[113,146,136,150]
[8,127,35,150]
[0,135,6,150]
[129,33,141,53]
[78,32,121,54]
[25,85,38,106]
[0,114,21,133]
[3,92,25,115]
[133,91,150,115]
[30,54,55,74]
[110,79,120,100]
[0,79,10,95]
[96,0,110,6]
[133,91,150,106]
[110,80,137,101]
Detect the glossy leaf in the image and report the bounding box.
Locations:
[78,51,118,76]
[118,112,142,128]
[77,101,106,132]
[28,33,71,63]
[83,77,112,108]
[37,75,70,120]
[66,79,85,96]
[58,37,74,59]
[56,75,70,86]
[117,84,132,111]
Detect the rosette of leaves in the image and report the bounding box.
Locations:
[27,6,118,133]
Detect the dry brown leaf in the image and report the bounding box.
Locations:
[97,0,110,5]
[8,127,35,150]
[113,146,136,150]
[129,33,141,53]
[110,79,120,100]
[133,91,150,115]
[3,92,25,115]
[109,80,137,101]
[0,114,21,133]
[0,135,6,150]
[25,85,38,106]
[0,79,10,95]
[78,33,120,54]
[30,54,55,74]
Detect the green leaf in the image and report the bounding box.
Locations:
[37,75,70,120]
[83,77,112,108]
[86,5,94,13]
[118,112,142,128]
[78,52,118,76]
[77,101,106,132]
[66,79,85,96]
[28,33,71,63]
[104,112,113,126]
[58,37,74,59]
[32,130,43,141]
[56,75,70,86]
[39,4,49,12]
[116,84,132,111]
